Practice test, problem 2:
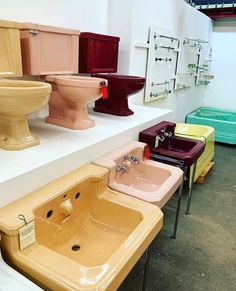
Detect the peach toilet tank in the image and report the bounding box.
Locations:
[20,23,80,75]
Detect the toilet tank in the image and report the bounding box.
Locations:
[20,23,80,75]
[79,32,120,74]
[0,20,22,77]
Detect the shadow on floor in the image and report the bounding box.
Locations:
[118,144,236,291]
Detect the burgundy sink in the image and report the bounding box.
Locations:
[139,121,205,167]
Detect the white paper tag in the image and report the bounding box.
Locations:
[155,136,159,148]
[19,220,35,250]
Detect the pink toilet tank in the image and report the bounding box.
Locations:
[79,32,146,116]
[20,23,80,75]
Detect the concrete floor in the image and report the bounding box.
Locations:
[118,143,236,291]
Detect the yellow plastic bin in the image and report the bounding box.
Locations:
[175,123,215,184]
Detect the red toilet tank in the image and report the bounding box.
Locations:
[79,32,120,74]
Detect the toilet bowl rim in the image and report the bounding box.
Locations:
[0,78,51,90]
[93,73,146,82]
[0,79,51,98]
[45,75,108,88]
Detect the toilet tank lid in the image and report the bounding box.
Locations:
[0,19,21,29]
[80,32,120,42]
[21,22,80,35]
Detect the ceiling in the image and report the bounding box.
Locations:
[186,0,236,19]
[191,1,234,4]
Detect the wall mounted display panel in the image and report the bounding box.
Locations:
[143,25,179,103]
[175,38,200,90]
[196,43,214,86]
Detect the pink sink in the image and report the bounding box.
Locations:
[93,141,183,208]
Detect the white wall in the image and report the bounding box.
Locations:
[0,0,214,121]
[109,0,213,122]
[203,26,236,110]
[0,0,109,33]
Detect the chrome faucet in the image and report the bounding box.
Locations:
[130,155,140,164]
[163,131,173,138]
[116,164,128,173]
[160,128,173,139]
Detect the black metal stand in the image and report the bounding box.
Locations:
[142,247,151,291]
[172,166,187,239]
[185,161,197,214]
[150,153,198,237]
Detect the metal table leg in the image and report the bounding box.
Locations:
[172,166,187,239]
[142,247,151,291]
[186,161,197,215]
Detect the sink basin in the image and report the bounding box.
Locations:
[0,164,163,290]
[139,121,205,166]
[93,141,183,208]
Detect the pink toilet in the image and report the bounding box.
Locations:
[20,23,108,129]
[79,32,146,116]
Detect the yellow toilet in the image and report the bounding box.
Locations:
[0,20,51,150]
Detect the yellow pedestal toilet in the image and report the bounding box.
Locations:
[0,20,51,150]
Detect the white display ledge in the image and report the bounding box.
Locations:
[0,105,172,207]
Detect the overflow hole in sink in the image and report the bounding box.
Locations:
[46,210,54,219]
[63,194,67,199]
[75,192,80,200]
[71,244,80,251]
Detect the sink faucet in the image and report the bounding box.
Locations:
[123,155,140,164]
[163,131,173,138]
[160,128,173,139]
[59,198,73,215]
[130,155,140,164]
[116,164,128,173]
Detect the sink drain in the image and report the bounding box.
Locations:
[71,244,80,252]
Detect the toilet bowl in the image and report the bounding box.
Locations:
[0,20,51,150]
[20,23,107,130]
[79,32,146,116]
[93,74,145,116]
[45,75,107,129]
[0,79,51,150]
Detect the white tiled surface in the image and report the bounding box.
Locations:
[0,105,172,207]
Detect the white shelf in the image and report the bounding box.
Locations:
[0,105,172,207]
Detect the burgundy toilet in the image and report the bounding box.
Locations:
[79,32,146,116]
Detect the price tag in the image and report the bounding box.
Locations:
[19,220,35,250]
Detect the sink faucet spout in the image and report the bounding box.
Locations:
[59,199,73,215]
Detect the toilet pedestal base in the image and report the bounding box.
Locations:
[46,116,95,130]
[46,105,95,130]
[0,114,39,150]
[94,98,134,116]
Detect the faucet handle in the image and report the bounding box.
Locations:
[116,164,127,173]
[130,155,140,164]
[124,155,130,161]
[116,164,123,172]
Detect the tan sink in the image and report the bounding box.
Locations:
[93,141,183,208]
[0,164,163,291]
